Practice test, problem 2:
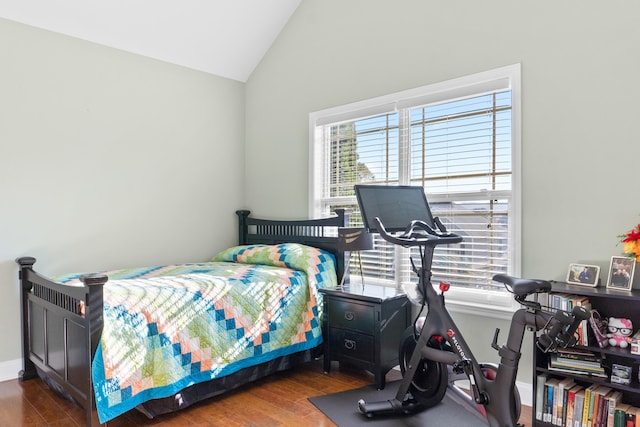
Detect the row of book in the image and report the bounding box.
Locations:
[542,292,592,346]
[548,347,606,378]
[536,374,640,427]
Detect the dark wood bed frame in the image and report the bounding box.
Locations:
[16,209,349,426]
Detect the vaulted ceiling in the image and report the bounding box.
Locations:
[0,0,302,82]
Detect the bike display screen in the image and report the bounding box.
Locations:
[355,185,435,233]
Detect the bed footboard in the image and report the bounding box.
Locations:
[17,257,106,427]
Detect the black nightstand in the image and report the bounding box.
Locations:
[319,284,411,389]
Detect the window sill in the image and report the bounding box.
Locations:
[436,287,518,320]
[359,278,519,320]
[445,297,517,320]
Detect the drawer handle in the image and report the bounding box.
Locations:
[344,311,355,321]
[344,339,356,350]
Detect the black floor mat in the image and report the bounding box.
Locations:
[308,381,488,427]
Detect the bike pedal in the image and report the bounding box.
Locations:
[452,358,470,374]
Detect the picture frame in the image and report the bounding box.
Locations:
[566,263,600,287]
[606,256,636,290]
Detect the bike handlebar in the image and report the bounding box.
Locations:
[374,217,463,247]
[373,214,591,353]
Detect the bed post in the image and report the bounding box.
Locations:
[332,208,350,282]
[236,209,251,244]
[80,273,106,427]
[17,256,38,381]
[80,274,106,365]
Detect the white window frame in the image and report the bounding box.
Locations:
[309,64,522,317]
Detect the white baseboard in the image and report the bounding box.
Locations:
[517,380,532,407]
[0,358,22,383]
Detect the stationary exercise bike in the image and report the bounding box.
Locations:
[354,185,590,427]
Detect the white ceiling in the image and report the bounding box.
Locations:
[0,0,301,82]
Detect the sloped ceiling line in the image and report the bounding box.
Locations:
[0,0,302,82]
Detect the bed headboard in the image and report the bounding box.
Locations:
[236,209,350,282]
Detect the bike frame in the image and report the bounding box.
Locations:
[392,245,555,427]
[353,186,588,427]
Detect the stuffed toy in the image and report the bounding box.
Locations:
[607,317,633,348]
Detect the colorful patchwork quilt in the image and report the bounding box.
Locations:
[56,243,337,423]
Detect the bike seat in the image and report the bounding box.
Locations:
[492,274,551,298]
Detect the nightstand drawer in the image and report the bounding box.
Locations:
[329,328,374,362]
[319,286,410,389]
[327,299,375,334]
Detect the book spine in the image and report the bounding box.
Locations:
[563,387,571,426]
[613,408,625,427]
[536,374,547,421]
[583,386,594,427]
[545,382,554,424]
[567,390,576,427]
[574,393,585,427]
[553,381,560,425]
[606,392,622,427]
[595,393,606,427]
[589,391,599,427]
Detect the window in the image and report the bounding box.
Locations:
[309,65,521,314]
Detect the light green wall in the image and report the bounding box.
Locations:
[245,0,640,386]
[0,18,245,364]
[2,0,639,393]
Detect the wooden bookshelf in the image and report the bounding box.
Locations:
[533,282,640,427]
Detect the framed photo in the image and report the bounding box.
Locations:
[566,263,600,287]
[606,256,636,290]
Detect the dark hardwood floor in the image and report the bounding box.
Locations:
[0,359,532,426]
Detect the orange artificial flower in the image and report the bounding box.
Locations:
[620,223,640,262]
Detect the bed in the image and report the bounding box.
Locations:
[16,209,349,426]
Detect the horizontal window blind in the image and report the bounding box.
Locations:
[407,200,510,291]
[311,66,520,298]
[409,92,512,194]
